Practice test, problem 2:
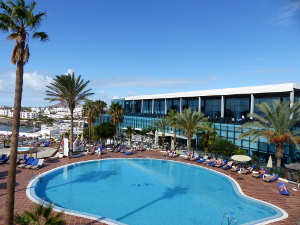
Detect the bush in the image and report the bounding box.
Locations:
[210,138,240,156]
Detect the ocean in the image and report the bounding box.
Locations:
[0,124,35,133]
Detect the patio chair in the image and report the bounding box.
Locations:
[278,182,290,196]
[30,159,44,170]
[17,157,34,168]
[48,151,61,161]
[263,173,279,182]
[24,158,40,169]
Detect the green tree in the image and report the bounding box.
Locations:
[166,109,178,149]
[0,0,48,223]
[45,73,94,157]
[124,126,136,147]
[83,100,98,144]
[95,99,107,124]
[198,121,218,156]
[175,108,207,154]
[14,203,66,225]
[108,102,125,141]
[94,122,116,143]
[238,100,300,167]
[210,138,240,156]
[152,117,170,150]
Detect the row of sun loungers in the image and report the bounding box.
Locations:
[17,157,44,170]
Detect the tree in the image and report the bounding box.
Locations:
[94,122,116,144]
[83,100,98,144]
[14,203,66,225]
[166,109,178,150]
[198,121,218,156]
[108,102,125,142]
[238,100,300,167]
[175,108,207,154]
[45,73,94,157]
[0,0,48,223]
[95,99,107,124]
[124,126,136,147]
[210,137,241,156]
[152,117,170,150]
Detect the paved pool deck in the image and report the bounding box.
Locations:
[0,150,299,225]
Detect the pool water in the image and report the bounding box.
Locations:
[29,159,285,225]
[18,147,30,151]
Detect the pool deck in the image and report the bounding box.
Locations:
[0,150,299,225]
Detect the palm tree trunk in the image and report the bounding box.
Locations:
[275,142,284,167]
[69,110,74,157]
[162,134,165,150]
[5,61,24,225]
[187,133,193,155]
[172,127,176,149]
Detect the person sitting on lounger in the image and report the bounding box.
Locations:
[278,183,288,192]
[252,167,266,177]
[263,173,277,181]
[241,165,253,174]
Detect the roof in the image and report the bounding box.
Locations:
[113,83,300,100]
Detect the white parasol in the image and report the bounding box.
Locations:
[231,155,251,162]
[266,155,273,168]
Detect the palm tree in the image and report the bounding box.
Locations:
[175,108,207,154]
[0,0,48,223]
[124,126,136,147]
[14,203,66,225]
[95,99,107,124]
[198,121,218,156]
[45,73,94,157]
[238,100,300,167]
[83,100,98,143]
[166,109,178,150]
[108,102,125,142]
[152,117,170,150]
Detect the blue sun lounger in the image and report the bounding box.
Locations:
[24,158,39,169]
[278,182,290,196]
[18,157,34,168]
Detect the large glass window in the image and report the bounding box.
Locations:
[143,100,152,114]
[167,98,180,113]
[154,99,165,115]
[182,98,199,112]
[254,93,290,116]
[203,98,221,117]
[124,100,133,113]
[225,97,250,118]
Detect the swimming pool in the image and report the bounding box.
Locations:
[27,159,287,225]
[18,147,30,151]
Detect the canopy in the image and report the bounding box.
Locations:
[285,162,300,188]
[231,155,251,162]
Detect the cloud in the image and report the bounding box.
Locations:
[23,71,52,93]
[92,75,220,89]
[269,0,300,26]
[66,69,73,74]
[245,68,295,74]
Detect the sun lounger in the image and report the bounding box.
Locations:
[252,169,268,178]
[278,182,290,196]
[221,161,233,170]
[18,154,28,164]
[241,166,254,174]
[263,174,279,182]
[0,154,7,163]
[24,158,39,169]
[1,155,10,164]
[215,160,227,167]
[48,151,61,161]
[17,157,34,168]
[30,159,44,170]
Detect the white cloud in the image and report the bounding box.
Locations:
[65,69,74,75]
[269,0,300,26]
[23,71,52,93]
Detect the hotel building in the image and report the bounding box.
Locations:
[101,83,300,163]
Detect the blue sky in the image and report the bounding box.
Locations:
[0,0,300,107]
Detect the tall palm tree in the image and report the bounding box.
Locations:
[166,109,178,150]
[152,117,170,150]
[45,73,94,157]
[0,0,48,223]
[175,108,207,154]
[124,126,136,147]
[238,100,300,167]
[83,100,98,143]
[95,99,107,124]
[198,121,218,156]
[108,102,125,142]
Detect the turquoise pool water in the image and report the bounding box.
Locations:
[18,147,30,151]
[28,159,285,225]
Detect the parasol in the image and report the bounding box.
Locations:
[231,155,251,162]
[285,162,300,188]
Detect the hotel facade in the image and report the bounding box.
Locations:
[101,83,300,163]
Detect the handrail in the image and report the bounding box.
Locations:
[220,213,229,225]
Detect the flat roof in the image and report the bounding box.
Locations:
[113,83,300,100]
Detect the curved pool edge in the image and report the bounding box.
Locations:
[26,158,288,225]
